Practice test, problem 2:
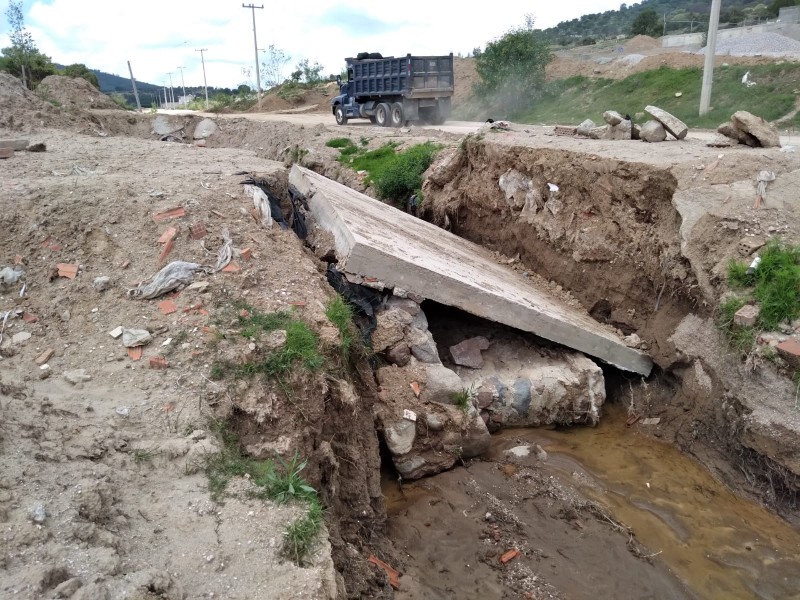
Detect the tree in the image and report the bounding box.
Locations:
[0,1,54,87]
[260,45,290,88]
[63,63,99,88]
[475,17,551,116]
[630,9,661,37]
[293,59,324,84]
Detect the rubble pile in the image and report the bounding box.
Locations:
[572,105,688,143]
[714,110,782,148]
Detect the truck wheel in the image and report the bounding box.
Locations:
[334,106,348,126]
[390,102,405,127]
[375,103,390,127]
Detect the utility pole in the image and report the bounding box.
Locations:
[700,0,722,116]
[242,3,264,110]
[127,60,142,111]
[177,66,187,108]
[195,48,210,110]
[163,86,168,108]
[167,72,176,105]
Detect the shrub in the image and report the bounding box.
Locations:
[325,137,353,149]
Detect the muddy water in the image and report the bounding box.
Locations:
[489,403,800,600]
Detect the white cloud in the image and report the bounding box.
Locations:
[0,0,624,88]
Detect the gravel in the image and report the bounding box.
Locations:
[698,31,800,56]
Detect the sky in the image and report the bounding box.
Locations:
[0,0,628,90]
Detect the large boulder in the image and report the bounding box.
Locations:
[603,110,624,126]
[576,119,596,137]
[421,364,463,404]
[731,111,781,148]
[718,121,758,147]
[640,120,667,143]
[193,118,218,139]
[645,105,688,140]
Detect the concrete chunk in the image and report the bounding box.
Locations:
[645,105,688,140]
[640,120,667,143]
[731,111,781,148]
[734,305,760,327]
[290,166,652,375]
[0,139,29,150]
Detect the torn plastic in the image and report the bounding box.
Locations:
[127,261,212,300]
[755,171,776,207]
[250,186,273,229]
[239,175,288,229]
[0,266,24,286]
[326,264,382,344]
[288,184,309,240]
[214,227,233,272]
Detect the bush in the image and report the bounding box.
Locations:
[63,63,99,88]
[372,143,440,202]
[325,137,353,149]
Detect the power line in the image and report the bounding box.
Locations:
[242,3,264,110]
[195,49,209,111]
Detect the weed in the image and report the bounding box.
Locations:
[133,447,157,464]
[718,297,757,356]
[451,383,477,412]
[256,452,317,503]
[325,295,355,362]
[727,259,751,288]
[283,497,323,564]
[343,142,440,202]
[287,146,308,165]
[359,136,370,146]
[339,145,359,157]
[325,137,353,149]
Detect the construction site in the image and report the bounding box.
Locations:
[1,25,800,599]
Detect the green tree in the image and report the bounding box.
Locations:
[630,9,661,37]
[0,1,54,87]
[475,17,551,116]
[260,44,290,88]
[63,63,99,88]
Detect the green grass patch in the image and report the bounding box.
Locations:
[325,137,354,149]
[451,383,476,413]
[325,295,356,362]
[718,297,757,356]
[205,419,322,563]
[521,64,800,128]
[211,306,322,380]
[727,259,751,288]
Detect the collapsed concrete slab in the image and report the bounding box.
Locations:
[290,165,653,376]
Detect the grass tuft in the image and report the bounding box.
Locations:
[325,295,356,362]
[284,497,323,564]
[718,297,757,356]
[451,383,476,413]
[325,137,354,149]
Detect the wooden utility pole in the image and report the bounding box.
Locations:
[700,0,722,116]
[195,49,209,110]
[242,3,264,110]
[127,61,142,111]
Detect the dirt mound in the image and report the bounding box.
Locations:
[251,83,336,113]
[625,35,660,52]
[39,74,119,110]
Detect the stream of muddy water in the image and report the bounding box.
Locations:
[385,404,800,599]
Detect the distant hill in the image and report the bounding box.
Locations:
[541,0,790,43]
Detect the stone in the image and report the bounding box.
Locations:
[122,328,152,348]
[640,120,667,143]
[186,281,210,292]
[776,339,800,368]
[290,165,652,376]
[425,413,444,431]
[373,309,410,352]
[576,119,596,136]
[12,331,31,344]
[408,327,440,364]
[386,297,420,316]
[193,118,218,139]
[734,305,760,327]
[589,122,630,141]
[410,310,428,331]
[623,333,642,348]
[386,342,411,366]
[421,364,463,404]
[152,116,184,136]
[499,169,536,209]
[263,329,288,352]
[29,503,46,523]
[632,124,641,140]
[53,577,83,598]
[0,139,29,150]
[384,420,416,456]
[64,369,92,384]
[534,444,549,461]
[93,276,111,291]
[461,411,491,458]
[645,105,688,140]
[731,111,781,148]
[108,326,124,339]
[512,379,532,417]
[506,445,530,458]
[449,336,491,368]
[717,122,758,147]
[603,110,624,126]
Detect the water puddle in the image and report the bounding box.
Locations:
[491,403,800,599]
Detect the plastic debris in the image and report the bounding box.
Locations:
[116,407,130,417]
[214,227,233,272]
[754,171,776,208]
[403,409,417,422]
[127,261,212,300]
[0,266,24,285]
[122,328,153,348]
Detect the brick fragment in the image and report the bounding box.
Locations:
[190,223,207,240]
[158,299,178,315]
[56,263,79,279]
[221,261,241,273]
[35,348,54,365]
[149,356,169,369]
[734,305,760,328]
[158,227,179,244]
[152,207,186,222]
[127,347,143,361]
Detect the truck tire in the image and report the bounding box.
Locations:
[390,102,405,127]
[334,105,348,126]
[375,103,390,127]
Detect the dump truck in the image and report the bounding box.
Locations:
[331,53,454,127]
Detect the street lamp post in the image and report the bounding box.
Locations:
[167,72,175,106]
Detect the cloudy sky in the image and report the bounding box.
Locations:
[0,0,626,89]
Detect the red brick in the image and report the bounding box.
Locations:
[500,549,520,564]
[152,207,186,222]
[22,312,38,323]
[127,347,143,361]
[35,348,54,365]
[158,299,178,315]
[158,239,174,263]
[190,223,207,240]
[240,248,252,261]
[221,261,241,273]
[777,340,800,367]
[734,305,760,328]
[158,227,179,244]
[149,356,169,369]
[56,263,79,279]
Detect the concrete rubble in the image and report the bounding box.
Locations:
[717,111,781,148]
[645,105,688,140]
[640,120,668,143]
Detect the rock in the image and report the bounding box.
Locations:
[122,328,152,348]
[603,110,624,126]
[534,444,549,461]
[506,445,530,458]
[152,115,184,136]
[425,413,444,431]
[53,577,83,598]
[717,122,757,147]
[64,369,92,384]
[373,309,410,353]
[645,105,688,140]
[589,122,630,140]
[576,119,596,136]
[193,118,218,139]
[512,379,532,416]
[384,420,416,455]
[461,411,491,458]
[706,133,740,148]
[408,327,440,364]
[632,124,641,140]
[185,281,210,292]
[449,336,491,369]
[623,333,642,348]
[386,296,421,317]
[386,342,411,366]
[29,503,46,523]
[421,364,463,404]
[640,120,667,143]
[263,329,287,352]
[61,310,71,322]
[410,309,428,331]
[731,111,781,148]
[734,305,760,327]
[12,331,31,345]
[108,326,123,339]
[499,169,537,210]
[394,453,457,480]
[93,276,111,291]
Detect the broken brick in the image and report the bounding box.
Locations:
[158,239,174,263]
[149,356,169,370]
[239,248,252,261]
[152,206,186,222]
[221,261,241,273]
[239,309,250,318]
[158,227,179,244]
[734,305,760,328]
[35,348,54,365]
[22,312,38,323]
[777,340,800,368]
[158,299,178,315]
[368,556,400,590]
[190,223,207,240]
[56,263,79,279]
[210,209,226,218]
[410,382,421,397]
[127,347,143,361]
[13,255,24,265]
[500,549,520,564]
